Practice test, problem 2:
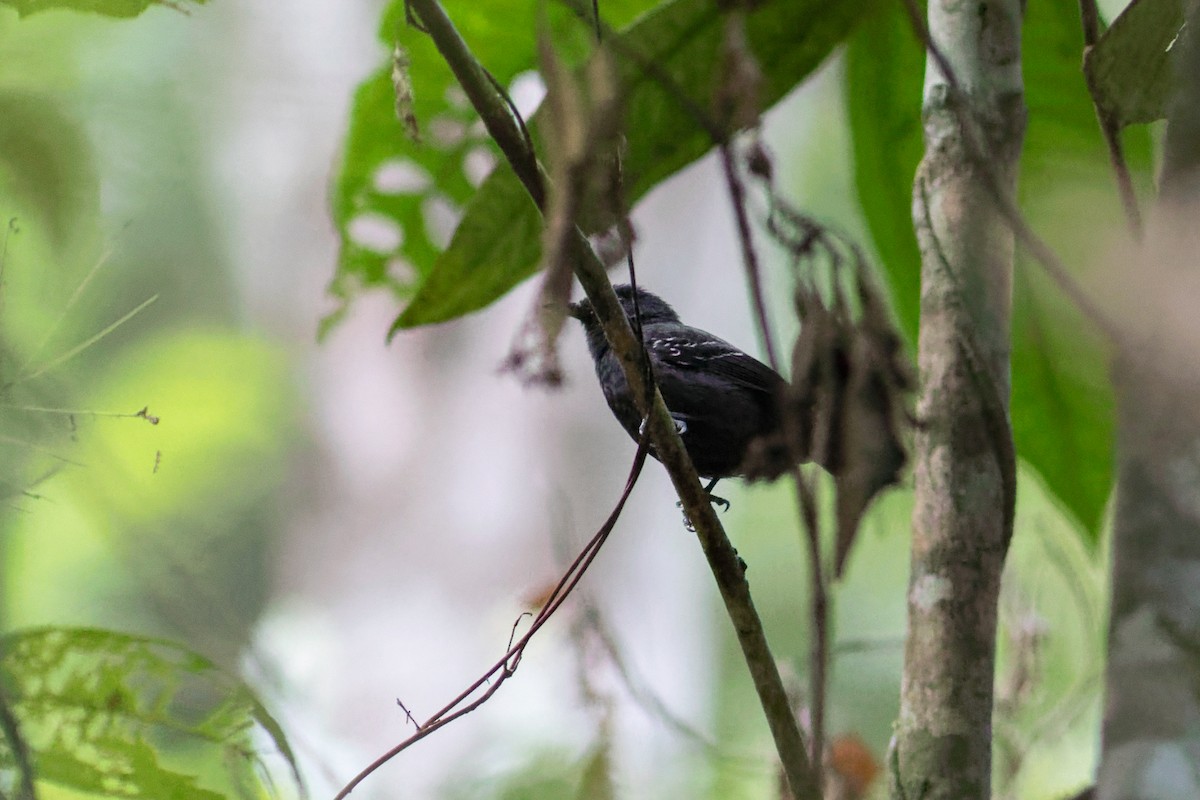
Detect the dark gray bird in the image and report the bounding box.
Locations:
[568,284,787,497]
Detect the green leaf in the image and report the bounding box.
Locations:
[391,166,542,334]
[396,0,879,328]
[845,5,924,339]
[1085,0,1183,128]
[332,0,878,332]
[0,0,203,17]
[846,2,1154,539]
[0,627,302,798]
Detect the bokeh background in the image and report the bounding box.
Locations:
[0,2,1113,798]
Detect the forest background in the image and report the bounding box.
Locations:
[0,0,1154,798]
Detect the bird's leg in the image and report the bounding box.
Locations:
[703,477,730,512]
[641,413,729,521]
[677,477,731,530]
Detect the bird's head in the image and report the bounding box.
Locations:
[567,284,681,330]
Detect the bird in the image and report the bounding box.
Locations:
[568,284,788,502]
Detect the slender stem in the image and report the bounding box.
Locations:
[1078,0,1101,43]
[719,145,780,369]
[720,142,826,788]
[0,683,36,800]
[795,471,826,787]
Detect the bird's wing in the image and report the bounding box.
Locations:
[647,328,784,395]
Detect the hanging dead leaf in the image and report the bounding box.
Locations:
[744,183,913,576]
[831,273,912,575]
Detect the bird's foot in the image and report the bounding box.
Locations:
[676,492,731,530]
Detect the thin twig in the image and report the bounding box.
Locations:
[720,145,780,370]
[16,295,159,384]
[1078,0,1144,239]
[333,437,650,799]
[794,471,826,785]
[0,217,17,287]
[20,231,127,373]
[0,405,159,422]
[1078,0,1101,43]
[580,605,736,761]
[720,142,826,788]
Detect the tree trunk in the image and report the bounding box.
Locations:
[892,1,1025,797]
[1097,4,1200,797]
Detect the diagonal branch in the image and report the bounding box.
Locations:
[395,1,821,796]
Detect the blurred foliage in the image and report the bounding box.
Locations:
[329,0,879,334]
[705,468,1102,800]
[707,478,907,799]
[7,329,298,663]
[0,94,98,257]
[847,0,1154,540]
[993,471,1106,799]
[0,0,1166,794]
[442,749,587,800]
[0,627,301,798]
[0,0,204,18]
[0,3,302,799]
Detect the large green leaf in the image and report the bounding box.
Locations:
[0,627,301,798]
[395,0,879,328]
[846,2,1154,539]
[0,0,203,17]
[330,0,878,333]
[845,6,924,339]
